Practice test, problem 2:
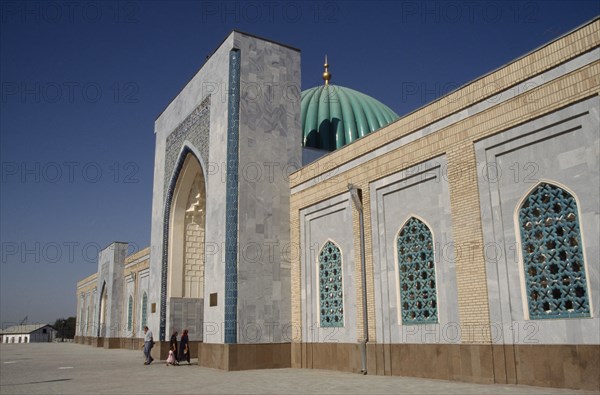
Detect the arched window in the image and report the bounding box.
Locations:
[519,182,590,319]
[127,296,133,332]
[79,295,84,334]
[92,304,96,334]
[86,305,91,336]
[319,241,344,327]
[397,217,438,324]
[84,303,89,335]
[141,292,148,330]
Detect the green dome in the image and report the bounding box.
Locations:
[301,85,399,151]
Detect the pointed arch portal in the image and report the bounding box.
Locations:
[161,150,207,341]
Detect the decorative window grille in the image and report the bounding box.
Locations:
[397,217,438,324]
[519,183,590,319]
[127,296,133,331]
[319,241,344,327]
[141,292,148,330]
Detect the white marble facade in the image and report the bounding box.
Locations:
[76,27,599,357]
[149,31,301,343]
[475,96,600,345]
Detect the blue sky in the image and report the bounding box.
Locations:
[1,1,598,327]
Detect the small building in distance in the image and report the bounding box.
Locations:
[1,324,57,344]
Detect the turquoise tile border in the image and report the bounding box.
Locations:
[224,48,241,343]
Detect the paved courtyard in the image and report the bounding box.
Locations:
[0,343,597,394]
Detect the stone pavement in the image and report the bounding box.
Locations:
[0,343,597,394]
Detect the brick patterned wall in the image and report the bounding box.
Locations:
[290,20,600,345]
[352,196,363,340]
[124,246,150,265]
[290,21,600,189]
[290,209,301,342]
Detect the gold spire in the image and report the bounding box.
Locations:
[322,55,331,85]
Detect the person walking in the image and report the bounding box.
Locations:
[142,326,154,365]
[169,331,179,366]
[178,329,190,365]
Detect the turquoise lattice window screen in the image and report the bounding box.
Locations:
[141,292,148,330]
[397,217,438,324]
[319,241,344,327]
[519,183,590,319]
[127,296,133,331]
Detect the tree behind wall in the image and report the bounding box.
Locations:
[53,317,76,340]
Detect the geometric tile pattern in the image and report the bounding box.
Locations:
[397,217,438,324]
[319,241,344,327]
[224,48,241,344]
[519,182,590,319]
[163,97,210,201]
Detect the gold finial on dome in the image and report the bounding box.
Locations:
[322,55,331,85]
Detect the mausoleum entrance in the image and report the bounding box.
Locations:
[167,152,206,341]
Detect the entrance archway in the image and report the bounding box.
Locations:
[167,152,206,340]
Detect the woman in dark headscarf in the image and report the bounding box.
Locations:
[178,329,190,364]
[169,331,179,365]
